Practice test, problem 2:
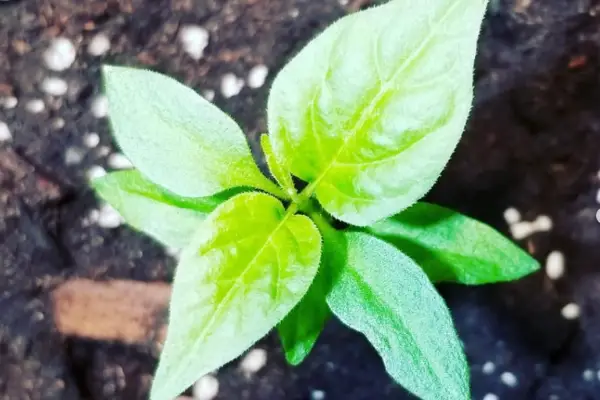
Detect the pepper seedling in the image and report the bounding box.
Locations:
[92,1,539,399]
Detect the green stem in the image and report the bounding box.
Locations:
[261,179,290,200]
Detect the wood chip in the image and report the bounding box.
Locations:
[52,278,171,346]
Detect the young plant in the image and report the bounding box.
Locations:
[93,1,539,399]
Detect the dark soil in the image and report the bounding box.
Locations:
[2,0,600,399]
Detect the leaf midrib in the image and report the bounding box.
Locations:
[303,1,463,200]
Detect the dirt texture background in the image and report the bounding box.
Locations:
[2,0,600,399]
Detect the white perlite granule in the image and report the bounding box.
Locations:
[64,147,84,165]
[43,37,76,71]
[503,207,521,224]
[88,33,111,56]
[25,99,45,114]
[239,348,267,374]
[2,96,18,109]
[545,251,565,280]
[192,375,219,400]
[482,361,496,375]
[482,394,499,400]
[41,77,68,96]
[91,95,108,118]
[0,121,12,142]
[561,303,580,320]
[107,153,133,170]
[97,203,122,228]
[83,132,100,148]
[179,25,210,60]
[500,371,518,387]
[247,65,269,89]
[86,165,106,181]
[220,73,244,98]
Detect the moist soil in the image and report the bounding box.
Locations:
[2,0,600,399]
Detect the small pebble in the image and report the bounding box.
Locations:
[41,77,68,96]
[545,251,565,280]
[503,207,521,225]
[311,390,326,400]
[88,33,111,56]
[561,303,580,320]
[88,209,100,223]
[192,375,219,400]
[482,394,499,400]
[510,221,534,240]
[583,369,594,381]
[0,121,12,142]
[86,165,107,181]
[107,153,133,170]
[596,209,600,224]
[239,348,267,374]
[43,37,76,71]
[2,96,18,109]
[97,146,111,157]
[84,132,100,148]
[500,371,518,387]
[51,117,65,130]
[91,95,108,118]
[202,90,215,102]
[533,215,553,231]
[97,204,122,229]
[596,189,600,204]
[247,65,269,89]
[25,99,45,114]
[64,147,84,165]
[220,73,244,98]
[482,361,495,375]
[179,25,209,60]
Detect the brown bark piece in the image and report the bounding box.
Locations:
[51,279,171,346]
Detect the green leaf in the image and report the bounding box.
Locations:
[366,202,540,284]
[151,192,322,400]
[260,133,296,197]
[92,169,234,249]
[277,270,331,365]
[102,65,283,198]
[268,0,488,226]
[277,211,346,365]
[327,232,469,400]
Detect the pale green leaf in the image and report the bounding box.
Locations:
[268,0,488,226]
[92,169,235,249]
[102,66,283,198]
[151,192,322,400]
[277,212,346,365]
[327,232,469,400]
[260,134,296,197]
[367,202,540,284]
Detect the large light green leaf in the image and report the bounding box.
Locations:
[327,232,469,400]
[277,212,346,365]
[102,66,283,198]
[268,0,488,226]
[151,192,321,400]
[367,202,540,284]
[92,170,234,249]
